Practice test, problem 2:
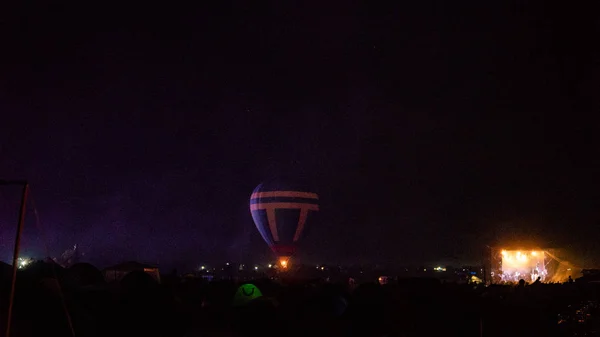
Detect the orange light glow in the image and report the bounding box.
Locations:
[499,249,547,282]
[279,258,289,269]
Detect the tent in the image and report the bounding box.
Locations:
[232,283,263,307]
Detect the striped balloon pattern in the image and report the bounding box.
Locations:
[250,182,319,259]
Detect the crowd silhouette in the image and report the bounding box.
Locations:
[0,261,598,337]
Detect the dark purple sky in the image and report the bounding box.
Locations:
[1,2,599,270]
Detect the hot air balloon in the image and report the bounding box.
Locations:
[249,180,319,269]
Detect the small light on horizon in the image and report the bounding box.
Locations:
[18,257,31,269]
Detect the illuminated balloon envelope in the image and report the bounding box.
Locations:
[249,180,319,268]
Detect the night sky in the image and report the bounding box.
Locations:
[1,2,599,270]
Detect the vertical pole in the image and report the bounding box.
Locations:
[483,265,487,285]
[482,246,487,285]
[5,183,29,337]
[480,317,483,337]
[484,245,491,285]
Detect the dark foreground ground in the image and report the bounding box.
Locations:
[0,263,599,337]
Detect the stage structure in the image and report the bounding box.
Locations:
[490,247,568,283]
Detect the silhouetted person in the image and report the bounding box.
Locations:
[568,275,574,283]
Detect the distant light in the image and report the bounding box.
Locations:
[268,264,272,268]
[279,258,288,268]
[200,266,205,270]
[226,263,230,266]
[18,257,32,269]
[254,266,258,270]
[321,266,325,270]
[424,268,427,271]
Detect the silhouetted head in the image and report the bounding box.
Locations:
[232,297,279,337]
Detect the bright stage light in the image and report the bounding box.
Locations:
[500,249,547,282]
